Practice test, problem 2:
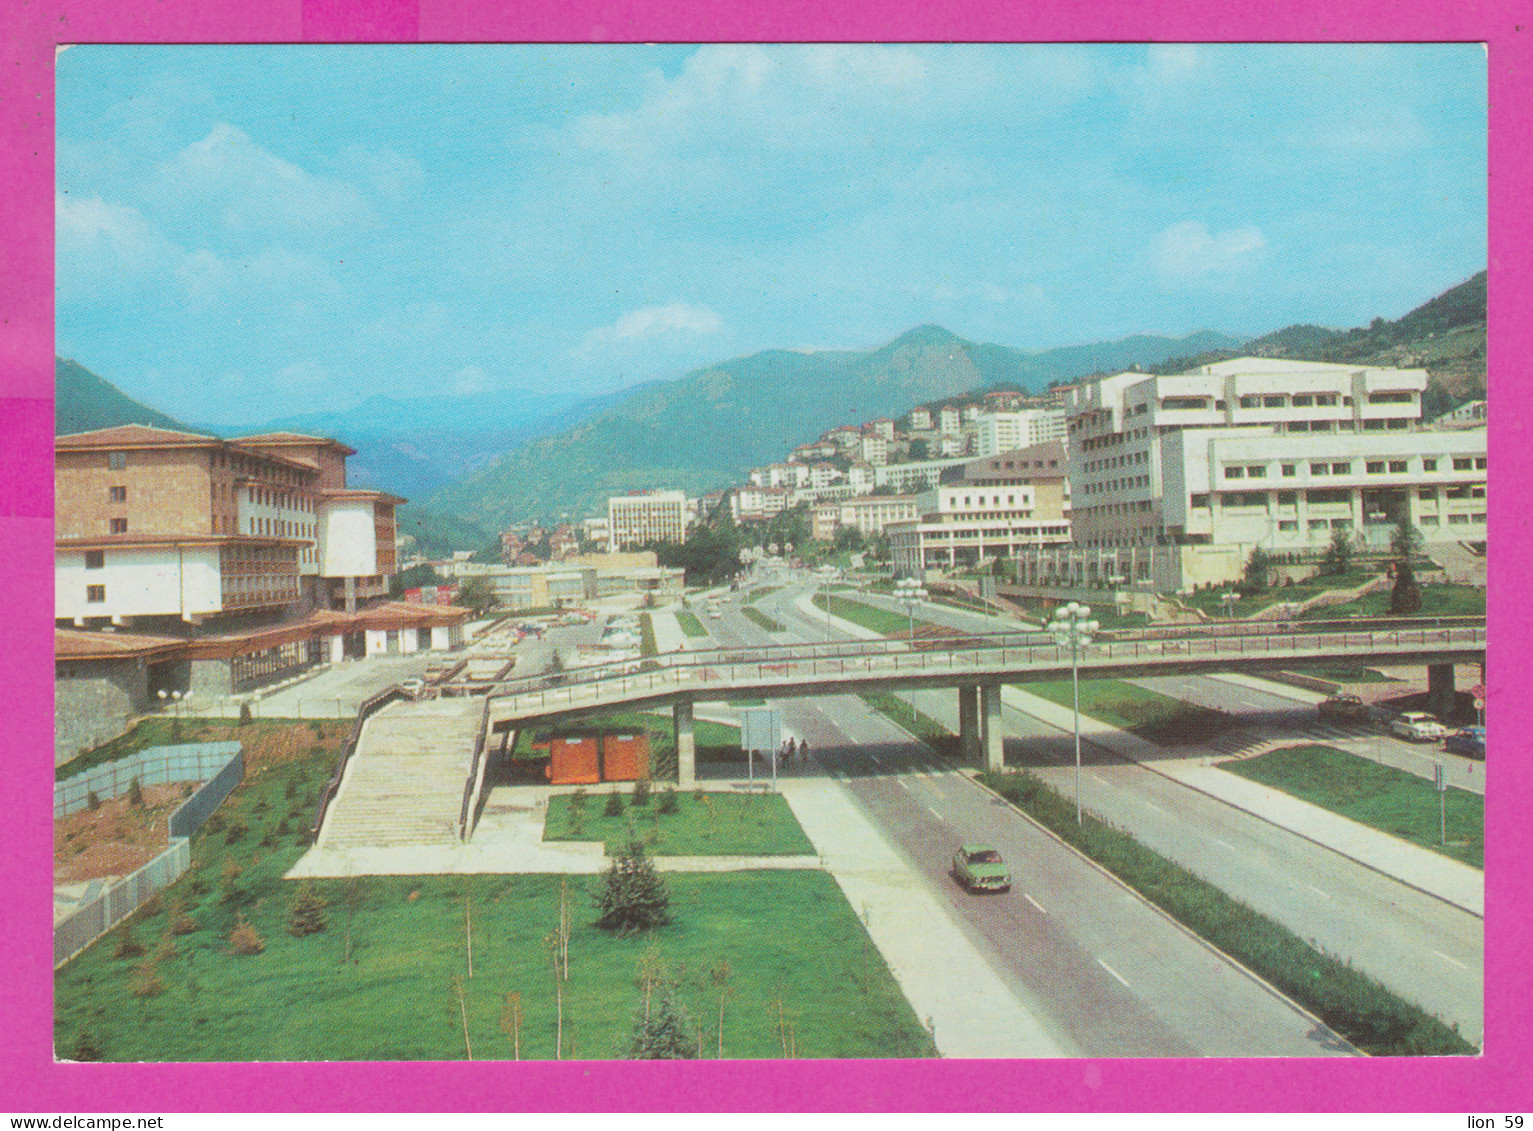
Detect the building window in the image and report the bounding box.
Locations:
[1224,465,1244,479]
[1389,461,1407,474]
[1292,395,1313,407]
[1332,462,1351,475]
[1263,395,1285,408]
[1453,457,1473,471]
[1423,459,1437,471]
[109,518,128,534]
[1368,391,1414,404]
[1190,494,1210,509]
[1277,491,1297,505]
[1239,396,1260,409]
[86,585,105,603]
[1366,461,1385,474]
[109,485,127,502]
[108,452,127,470]
[1448,513,1471,525]
[1281,464,1296,477]
[85,551,104,569]
[1476,457,1487,469]
[1246,466,1266,479]
[1421,515,1439,526]
[1278,520,1298,532]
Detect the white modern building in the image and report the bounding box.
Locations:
[608,490,688,548]
[975,409,1069,457]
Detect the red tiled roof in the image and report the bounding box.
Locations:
[56,627,185,660]
[236,432,357,456]
[57,424,218,448]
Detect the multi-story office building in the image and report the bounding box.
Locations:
[888,443,1072,575]
[607,490,688,548]
[810,494,922,541]
[974,409,1068,457]
[54,424,464,763]
[731,485,791,522]
[1056,357,1486,590]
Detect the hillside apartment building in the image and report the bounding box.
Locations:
[1018,357,1488,592]
[54,424,470,763]
[608,489,688,549]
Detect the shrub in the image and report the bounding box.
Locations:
[238,702,253,726]
[129,961,165,998]
[570,787,588,812]
[631,779,652,807]
[286,883,329,936]
[110,925,145,960]
[227,914,265,955]
[657,788,679,815]
[603,791,625,817]
[126,778,144,807]
[87,790,101,811]
[593,839,672,934]
[223,821,248,846]
[169,906,198,936]
[65,1028,102,1062]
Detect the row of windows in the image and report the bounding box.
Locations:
[1192,486,1486,509]
[1225,455,1485,480]
[1083,475,1151,494]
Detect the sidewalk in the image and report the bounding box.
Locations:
[1000,684,1484,917]
[804,591,1483,917]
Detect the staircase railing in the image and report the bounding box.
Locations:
[458,697,493,842]
[309,686,408,843]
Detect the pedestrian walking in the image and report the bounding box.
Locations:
[798,738,810,765]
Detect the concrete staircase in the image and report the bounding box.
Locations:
[317,698,484,849]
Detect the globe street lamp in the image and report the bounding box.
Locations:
[895,576,927,641]
[1049,601,1098,824]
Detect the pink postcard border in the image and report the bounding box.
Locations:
[2,0,1525,1112]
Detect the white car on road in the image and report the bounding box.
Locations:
[1389,711,1448,742]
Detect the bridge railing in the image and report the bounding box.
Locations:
[482,622,1485,721]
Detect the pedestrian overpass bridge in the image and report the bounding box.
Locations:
[479,616,1486,784]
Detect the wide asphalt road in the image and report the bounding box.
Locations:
[708,583,1354,1058]
[749,578,1484,1044]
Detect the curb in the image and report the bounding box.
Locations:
[1021,706,1487,921]
[958,768,1365,1057]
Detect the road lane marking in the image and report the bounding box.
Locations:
[1303,882,1332,900]
[897,779,910,790]
[1024,894,1046,913]
[926,805,942,820]
[1141,800,1167,814]
[1430,949,1469,970]
[1097,959,1131,988]
[869,755,883,767]
[1211,836,1236,851]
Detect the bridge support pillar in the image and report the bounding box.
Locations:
[981,683,1004,772]
[674,698,696,789]
[958,685,980,763]
[1428,663,1457,722]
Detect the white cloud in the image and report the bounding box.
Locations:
[55,193,175,301]
[1150,221,1266,285]
[580,302,724,351]
[451,365,494,395]
[150,122,378,236]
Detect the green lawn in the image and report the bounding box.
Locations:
[57,717,350,781]
[1184,569,1377,619]
[1220,744,1483,868]
[1307,665,1401,684]
[742,607,784,632]
[543,790,816,856]
[676,610,710,637]
[55,729,933,1062]
[811,593,938,637]
[639,613,658,658]
[746,585,782,603]
[860,693,961,759]
[1022,679,1231,746]
[1298,582,1486,620]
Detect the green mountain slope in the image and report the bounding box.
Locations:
[426,325,1242,527]
[55,357,196,435]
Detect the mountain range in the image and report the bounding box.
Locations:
[424,326,1244,530]
[56,271,1487,548]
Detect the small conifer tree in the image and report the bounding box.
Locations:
[603,790,625,818]
[286,882,330,936]
[624,985,698,1059]
[227,913,266,955]
[593,839,671,933]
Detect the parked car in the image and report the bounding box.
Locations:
[1390,711,1449,742]
[1443,726,1486,758]
[1317,692,1371,722]
[951,845,1011,893]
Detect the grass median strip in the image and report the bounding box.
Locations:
[1221,744,1483,869]
[676,610,710,638]
[742,607,784,632]
[860,692,960,759]
[1022,678,1231,746]
[978,770,1474,1057]
[857,692,1472,1056]
[811,593,938,636]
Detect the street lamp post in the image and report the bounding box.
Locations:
[1219,591,1239,620]
[1049,601,1098,824]
[895,576,927,641]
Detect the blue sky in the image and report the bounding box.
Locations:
[55,43,1487,426]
